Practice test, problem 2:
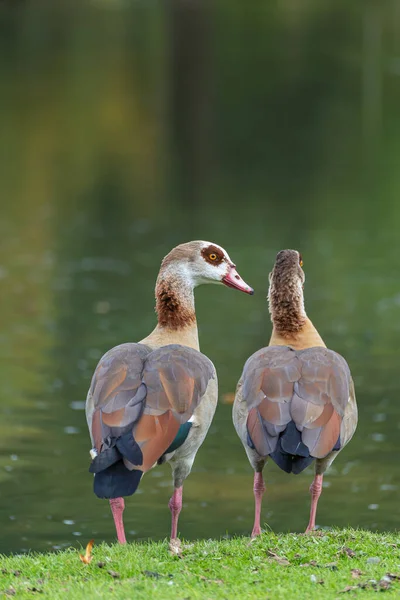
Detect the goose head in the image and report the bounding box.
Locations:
[159,240,254,294]
[269,249,305,290]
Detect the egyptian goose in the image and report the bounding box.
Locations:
[233,249,357,535]
[86,241,253,544]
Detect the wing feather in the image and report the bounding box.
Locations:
[87,342,215,481]
[242,345,352,462]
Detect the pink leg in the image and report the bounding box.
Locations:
[109,497,127,544]
[251,472,266,537]
[168,486,183,540]
[305,474,323,533]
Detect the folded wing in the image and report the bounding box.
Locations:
[86,343,215,498]
[243,346,351,472]
[137,344,215,470]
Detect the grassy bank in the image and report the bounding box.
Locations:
[1,529,400,599]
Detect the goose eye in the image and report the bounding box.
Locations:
[209,253,217,261]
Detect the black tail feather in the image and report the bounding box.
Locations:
[269,442,292,473]
[292,455,315,474]
[248,417,341,475]
[269,420,315,474]
[90,431,144,498]
[115,431,143,465]
[94,461,142,499]
[89,446,120,474]
[269,430,315,474]
[280,421,310,457]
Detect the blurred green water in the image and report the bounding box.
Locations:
[0,0,400,553]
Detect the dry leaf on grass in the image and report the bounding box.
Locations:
[107,570,120,579]
[351,569,363,579]
[302,529,324,537]
[340,577,394,594]
[79,539,94,564]
[339,585,358,593]
[340,547,356,558]
[267,550,290,566]
[199,575,224,584]
[379,577,392,590]
[300,560,318,568]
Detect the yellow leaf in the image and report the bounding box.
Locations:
[79,539,94,564]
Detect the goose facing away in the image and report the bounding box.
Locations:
[233,249,357,535]
[86,241,254,544]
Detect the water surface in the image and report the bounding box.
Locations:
[1,0,400,553]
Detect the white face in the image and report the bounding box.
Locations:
[191,241,233,285]
[160,240,253,295]
[191,241,254,295]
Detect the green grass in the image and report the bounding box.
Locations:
[1,529,400,599]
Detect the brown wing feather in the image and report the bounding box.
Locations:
[86,343,150,443]
[91,409,103,452]
[303,411,341,456]
[159,368,195,414]
[242,347,296,455]
[133,412,180,471]
[247,407,275,455]
[242,345,351,459]
[296,348,350,457]
[142,345,214,424]
[86,342,215,473]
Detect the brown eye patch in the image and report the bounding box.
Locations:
[201,245,225,266]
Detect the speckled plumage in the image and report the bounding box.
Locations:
[268,250,306,336]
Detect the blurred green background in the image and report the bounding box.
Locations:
[1,0,400,553]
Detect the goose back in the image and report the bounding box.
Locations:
[86,342,215,498]
[241,345,354,473]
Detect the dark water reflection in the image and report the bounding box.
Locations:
[1,0,400,553]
